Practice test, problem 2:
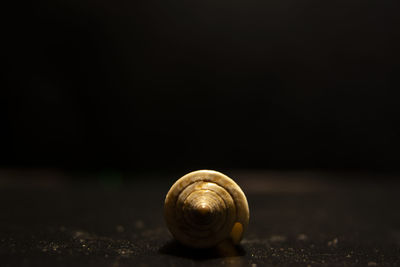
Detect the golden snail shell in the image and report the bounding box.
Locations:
[164,170,249,248]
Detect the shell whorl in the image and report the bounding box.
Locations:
[164,170,249,248]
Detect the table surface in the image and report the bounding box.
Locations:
[1,169,399,266]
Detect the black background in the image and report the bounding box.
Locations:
[2,3,400,265]
[3,0,400,172]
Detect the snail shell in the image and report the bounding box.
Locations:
[164,170,249,248]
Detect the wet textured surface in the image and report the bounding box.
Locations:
[0,170,400,266]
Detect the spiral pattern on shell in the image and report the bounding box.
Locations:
[164,170,249,248]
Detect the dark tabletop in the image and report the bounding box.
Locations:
[0,170,399,266]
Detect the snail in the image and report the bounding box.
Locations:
[164,170,249,248]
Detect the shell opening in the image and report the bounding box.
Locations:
[230,222,243,244]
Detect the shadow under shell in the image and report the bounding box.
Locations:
[158,240,246,261]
